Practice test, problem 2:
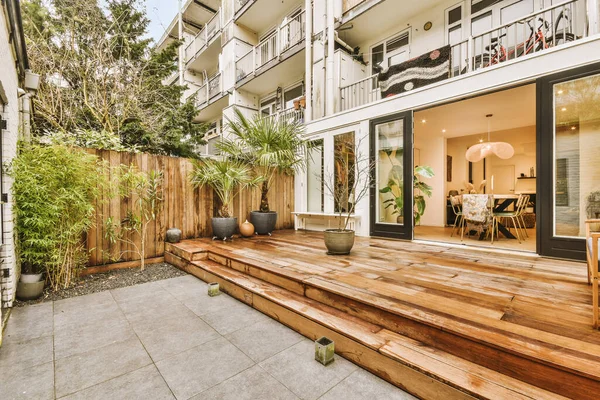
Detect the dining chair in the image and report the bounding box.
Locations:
[492,194,525,244]
[450,195,463,237]
[516,194,530,239]
[585,219,600,328]
[461,194,492,242]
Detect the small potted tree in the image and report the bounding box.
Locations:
[190,157,261,240]
[219,108,306,235]
[320,136,374,255]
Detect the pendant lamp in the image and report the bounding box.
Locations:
[465,114,514,163]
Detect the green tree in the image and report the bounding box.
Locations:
[21,0,206,157]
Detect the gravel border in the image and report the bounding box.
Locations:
[13,262,186,307]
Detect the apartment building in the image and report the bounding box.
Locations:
[162,0,600,261]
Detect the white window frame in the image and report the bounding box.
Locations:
[369,28,411,73]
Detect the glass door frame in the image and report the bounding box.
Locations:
[369,111,414,240]
[537,61,600,260]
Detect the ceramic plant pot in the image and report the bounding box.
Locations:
[250,211,277,235]
[16,273,44,300]
[240,220,255,237]
[166,228,182,243]
[212,217,238,240]
[323,229,355,255]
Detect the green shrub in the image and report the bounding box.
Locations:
[10,143,105,290]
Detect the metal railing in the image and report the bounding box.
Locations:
[340,74,381,111]
[208,73,222,99]
[235,0,252,14]
[195,82,208,107]
[262,108,305,124]
[184,9,221,63]
[340,0,586,112]
[235,10,306,83]
[280,11,306,52]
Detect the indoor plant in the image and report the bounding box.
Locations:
[190,157,261,240]
[379,165,434,225]
[219,108,306,235]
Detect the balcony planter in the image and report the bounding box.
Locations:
[16,272,45,300]
[323,229,355,255]
[212,217,238,241]
[299,96,306,108]
[250,211,277,236]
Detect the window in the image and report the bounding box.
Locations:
[334,133,355,213]
[307,139,324,212]
[375,120,404,225]
[446,3,464,76]
[260,97,277,116]
[553,73,600,237]
[370,30,410,75]
[472,0,503,14]
[284,84,303,110]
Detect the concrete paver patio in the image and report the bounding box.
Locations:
[0,274,416,400]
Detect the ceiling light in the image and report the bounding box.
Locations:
[442,129,446,133]
[479,139,484,143]
[465,114,515,163]
[421,119,426,123]
[571,126,576,130]
[561,107,567,111]
[557,90,564,94]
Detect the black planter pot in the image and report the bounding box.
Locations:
[212,217,238,240]
[250,211,277,235]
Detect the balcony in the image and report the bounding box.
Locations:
[262,107,305,125]
[193,73,227,122]
[234,0,303,34]
[235,10,306,93]
[185,9,222,72]
[339,0,593,113]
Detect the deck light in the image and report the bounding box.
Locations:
[466,114,514,163]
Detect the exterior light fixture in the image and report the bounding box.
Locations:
[465,114,514,163]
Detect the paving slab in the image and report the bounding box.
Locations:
[0,335,54,371]
[193,364,298,400]
[54,335,152,398]
[155,337,254,400]
[201,300,269,335]
[319,369,419,400]
[225,318,304,362]
[0,360,54,400]
[60,364,175,400]
[259,339,358,400]
[3,302,53,344]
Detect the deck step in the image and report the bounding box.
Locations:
[166,251,567,400]
[167,242,600,400]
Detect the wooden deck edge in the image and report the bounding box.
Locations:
[81,257,165,276]
[165,251,569,400]
[198,244,600,381]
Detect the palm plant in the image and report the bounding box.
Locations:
[189,157,262,218]
[218,108,306,213]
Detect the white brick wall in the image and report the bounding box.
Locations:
[0,3,23,312]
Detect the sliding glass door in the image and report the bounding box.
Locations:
[538,63,600,259]
[370,112,413,239]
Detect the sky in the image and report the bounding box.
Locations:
[145,0,179,43]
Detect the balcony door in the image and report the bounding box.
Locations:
[538,63,600,259]
[370,111,414,240]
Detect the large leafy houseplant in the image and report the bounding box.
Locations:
[379,165,434,225]
[10,143,105,290]
[218,108,306,234]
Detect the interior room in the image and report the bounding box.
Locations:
[412,84,537,252]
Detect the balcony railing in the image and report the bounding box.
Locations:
[340,0,587,112]
[235,10,306,82]
[262,107,305,125]
[194,73,222,108]
[184,9,222,63]
[234,0,252,13]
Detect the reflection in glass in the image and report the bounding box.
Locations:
[334,133,355,213]
[376,120,404,225]
[553,73,600,237]
[307,139,324,212]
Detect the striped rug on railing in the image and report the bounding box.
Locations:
[378,45,451,98]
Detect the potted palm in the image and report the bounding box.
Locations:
[190,157,261,240]
[220,108,306,235]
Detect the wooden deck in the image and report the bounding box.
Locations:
[165,230,600,399]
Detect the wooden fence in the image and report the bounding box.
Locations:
[84,149,295,267]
